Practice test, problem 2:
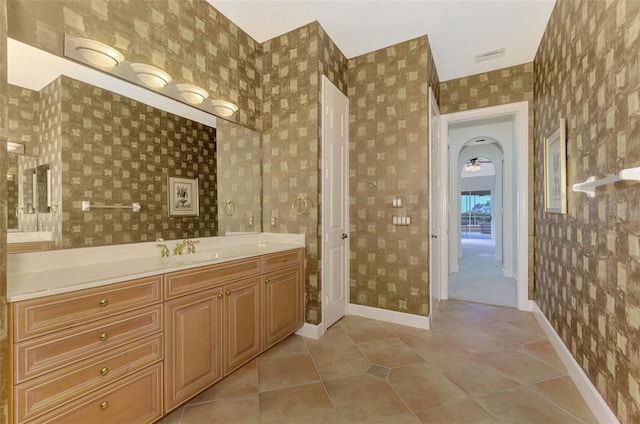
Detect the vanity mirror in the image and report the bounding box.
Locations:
[7,39,262,249]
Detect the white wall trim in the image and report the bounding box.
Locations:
[531,302,620,424]
[295,322,325,340]
[348,304,430,330]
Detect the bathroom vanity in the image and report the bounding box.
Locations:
[7,233,305,423]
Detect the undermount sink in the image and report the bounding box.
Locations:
[163,250,228,266]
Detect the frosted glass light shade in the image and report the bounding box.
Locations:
[71,37,124,68]
[130,63,172,88]
[176,84,209,104]
[209,99,239,117]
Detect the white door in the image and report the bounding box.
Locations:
[322,75,349,329]
[428,88,442,323]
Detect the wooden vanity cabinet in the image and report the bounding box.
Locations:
[262,250,304,349]
[9,248,304,422]
[164,287,223,413]
[8,276,164,424]
[163,258,263,413]
[223,276,262,374]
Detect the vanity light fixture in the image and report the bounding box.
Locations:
[176,84,209,105]
[70,37,125,68]
[7,141,25,154]
[130,63,172,88]
[209,99,239,117]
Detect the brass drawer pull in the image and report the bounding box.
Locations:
[100,367,109,376]
[282,258,287,263]
[265,279,270,284]
[217,293,223,299]
[100,401,109,410]
[225,290,231,296]
[99,332,109,341]
[99,298,109,307]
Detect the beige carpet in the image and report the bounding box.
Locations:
[448,238,517,307]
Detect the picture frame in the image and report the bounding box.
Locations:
[544,118,567,214]
[168,177,199,216]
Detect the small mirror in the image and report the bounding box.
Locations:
[35,164,50,213]
[21,168,35,214]
[19,164,49,215]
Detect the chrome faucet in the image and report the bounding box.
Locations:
[156,243,170,257]
[173,241,186,256]
[185,239,200,254]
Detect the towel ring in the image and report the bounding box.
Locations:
[292,194,311,215]
[223,200,236,216]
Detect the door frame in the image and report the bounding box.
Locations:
[320,75,350,332]
[428,87,445,323]
[439,101,531,311]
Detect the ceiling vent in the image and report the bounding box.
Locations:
[475,48,506,62]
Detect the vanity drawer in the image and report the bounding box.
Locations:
[28,363,162,424]
[262,249,302,273]
[13,275,162,342]
[14,304,162,383]
[165,256,261,299]
[15,333,163,423]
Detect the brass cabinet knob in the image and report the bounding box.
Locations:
[217,293,223,299]
[100,401,109,410]
[282,258,287,262]
[99,332,109,341]
[99,298,109,307]
[225,290,231,296]
[265,279,270,284]
[99,367,109,376]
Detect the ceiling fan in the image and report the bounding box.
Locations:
[464,157,491,172]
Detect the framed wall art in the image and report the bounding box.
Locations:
[168,177,199,216]
[544,118,567,214]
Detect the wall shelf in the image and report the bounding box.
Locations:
[82,200,141,212]
[572,167,640,198]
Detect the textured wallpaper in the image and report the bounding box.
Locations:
[262,22,348,325]
[534,1,640,422]
[59,76,217,248]
[439,63,535,297]
[216,119,261,235]
[8,0,262,132]
[7,84,39,156]
[0,0,9,419]
[347,36,435,317]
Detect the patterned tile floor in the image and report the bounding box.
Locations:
[158,300,597,424]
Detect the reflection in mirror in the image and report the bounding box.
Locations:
[21,167,34,214]
[7,38,262,249]
[216,120,262,235]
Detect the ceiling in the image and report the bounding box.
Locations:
[209,0,556,81]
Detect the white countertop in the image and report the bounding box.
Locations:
[8,231,53,243]
[8,233,305,302]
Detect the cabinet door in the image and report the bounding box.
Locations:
[263,267,304,349]
[223,277,262,374]
[165,287,223,413]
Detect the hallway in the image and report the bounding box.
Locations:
[449,238,517,307]
[158,300,595,424]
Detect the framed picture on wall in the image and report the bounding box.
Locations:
[168,177,199,216]
[544,118,567,213]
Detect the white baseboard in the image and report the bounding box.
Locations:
[531,302,620,424]
[348,304,430,330]
[295,322,325,340]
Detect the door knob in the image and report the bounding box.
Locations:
[342,233,348,239]
[431,234,438,239]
